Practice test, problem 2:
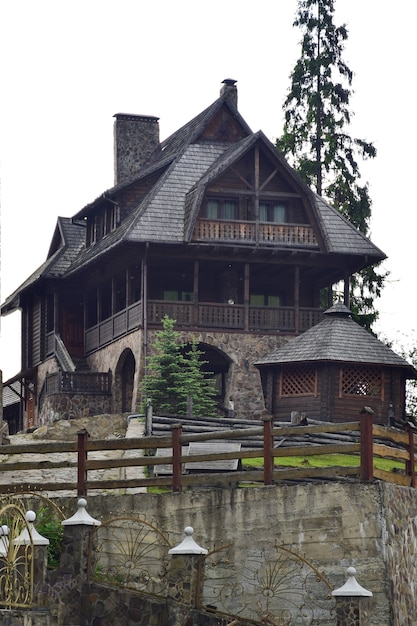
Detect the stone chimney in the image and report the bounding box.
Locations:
[220,78,238,108]
[113,113,160,185]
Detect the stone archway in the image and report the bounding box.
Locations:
[183,342,232,414]
[115,349,136,413]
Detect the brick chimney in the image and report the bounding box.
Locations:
[220,78,238,108]
[113,113,160,185]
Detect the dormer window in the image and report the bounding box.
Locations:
[86,203,120,246]
[259,201,286,224]
[204,197,238,220]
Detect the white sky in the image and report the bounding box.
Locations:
[1,0,416,381]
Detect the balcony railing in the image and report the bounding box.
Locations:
[193,219,318,247]
[45,371,112,395]
[84,300,323,353]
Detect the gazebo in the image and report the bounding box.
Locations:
[255,303,417,425]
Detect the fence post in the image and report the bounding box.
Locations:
[263,417,274,486]
[406,425,416,488]
[167,526,208,613]
[360,409,374,481]
[172,424,183,492]
[332,566,373,625]
[77,429,89,497]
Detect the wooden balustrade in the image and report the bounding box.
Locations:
[193,219,318,247]
[45,371,112,396]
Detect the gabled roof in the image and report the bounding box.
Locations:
[1,217,85,314]
[1,81,386,308]
[255,303,417,378]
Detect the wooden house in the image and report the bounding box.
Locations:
[1,79,387,429]
[255,302,417,424]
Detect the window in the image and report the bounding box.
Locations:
[163,290,193,302]
[259,201,286,223]
[250,294,281,307]
[204,198,238,220]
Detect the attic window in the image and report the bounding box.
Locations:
[204,198,238,220]
[340,366,383,398]
[280,365,317,397]
[259,201,286,223]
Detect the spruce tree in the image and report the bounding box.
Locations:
[141,316,217,417]
[180,342,217,418]
[277,0,386,330]
[141,315,188,415]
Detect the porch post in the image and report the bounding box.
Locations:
[294,266,300,334]
[193,260,199,326]
[142,244,149,374]
[343,271,350,308]
[244,263,250,331]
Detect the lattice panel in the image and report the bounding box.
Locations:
[280,366,317,397]
[341,367,382,397]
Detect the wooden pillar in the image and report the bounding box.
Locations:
[142,246,148,372]
[294,266,300,334]
[344,271,350,308]
[255,145,260,245]
[77,429,89,497]
[172,424,183,492]
[406,425,416,488]
[244,263,250,331]
[360,409,374,481]
[193,260,199,326]
[263,417,274,485]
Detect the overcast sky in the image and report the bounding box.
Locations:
[1,0,416,381]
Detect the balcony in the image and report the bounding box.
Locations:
[45,371,112,395]
[193,219,318,247]
[84,300,323,353]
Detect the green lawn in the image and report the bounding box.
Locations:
[243,453,405,473]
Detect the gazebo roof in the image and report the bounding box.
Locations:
[255,303,417,379]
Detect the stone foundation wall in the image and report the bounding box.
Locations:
[35,329,285,426]
[38,392,112,425]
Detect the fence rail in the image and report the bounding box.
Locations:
[0,414,415,496]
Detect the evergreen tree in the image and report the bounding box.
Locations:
[277,0,386,330]
[141,316,217,417]
[180,341,217,418]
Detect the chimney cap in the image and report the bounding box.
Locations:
[222,78,237,86]
[113,113,159,123]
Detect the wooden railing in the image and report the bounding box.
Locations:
[0,414,415,496]
[193,219,318,247]
[83,301,323,351]
[45,371,112,395]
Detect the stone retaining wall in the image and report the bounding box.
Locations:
[50,479,417,625]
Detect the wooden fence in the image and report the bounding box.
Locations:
[0,414,415,496]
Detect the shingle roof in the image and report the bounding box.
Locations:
[255,302,417,377]
[2,380,21,408]
[1,218,85,314]
[1,84,386,308]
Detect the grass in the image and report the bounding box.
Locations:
[243,453,405,473]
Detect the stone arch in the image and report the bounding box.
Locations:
[182,342,232,413]
[114,348,136,413]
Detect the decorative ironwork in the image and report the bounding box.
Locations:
[90,516,173,596]
[202,542,336,625]
[0,500,34,608]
